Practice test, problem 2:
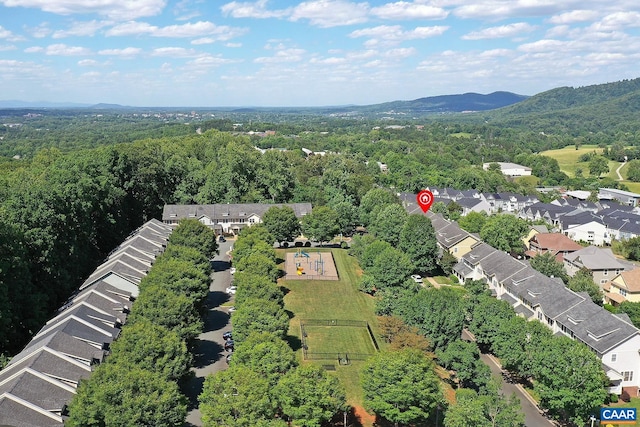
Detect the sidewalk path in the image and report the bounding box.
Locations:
[616,161,626,181]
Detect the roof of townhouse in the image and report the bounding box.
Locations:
[0,366,77,413]
[435,221,476,249]
[455,197,486,209]
[162,203,313,222]
[480,251,528,283]
[564,246,629,271]
[528,233,583,253]
[3,346,92,387]
[599,188,640,198]
[556,298,639,356]
[17,330,104,367]
[536,280,586,319]
[462,242,498,265]
[611,268,640,292]
[0,393,65,427]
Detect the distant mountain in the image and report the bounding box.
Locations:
[352,91,529,114]
[89,103,131,110]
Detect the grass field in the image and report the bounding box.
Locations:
[303,324,377,357]
[607,397,640,426]
[278,248,380,422]
[539,145,621,179]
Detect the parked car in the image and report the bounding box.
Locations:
[230,267,236,275]
[219,235,226,242]
[227,306,236,313]
[225,286,237,295]
[411,274,423,284]
[226,354,232,363]
[223,331,232,340]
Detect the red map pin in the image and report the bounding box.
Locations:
[417,189,434,213]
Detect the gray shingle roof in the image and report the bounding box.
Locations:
[162,203,312,222]
[564,246,628,271]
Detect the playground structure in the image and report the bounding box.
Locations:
[285,249,339,281]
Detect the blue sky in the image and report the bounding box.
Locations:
[1,0,639,107]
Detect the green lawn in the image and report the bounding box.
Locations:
[279,248,381,415]
[539,145,622,179]
[303,325,376,356]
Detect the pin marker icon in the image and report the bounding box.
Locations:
[417,190,434,213]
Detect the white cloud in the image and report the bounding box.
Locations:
[452,1,571,20]
[548,9,600,24]
[310,56,347,65]
[78,59,98,66]
[0,0,167,20]
[254,48,306,63]
[25,23,51,38]
[0,44,17,51]
[0,25,25,42]
[384,47,417,58]
[25,43,91,55]
[98,47,142,57]
[184,54,238,72]
[591,11,640,31]
[350,25,448,43]
[52,20,112,38]
[370,1,448,20]
[463,22,536,40]
[517,39,568,53]
[289,0,369,27]
[151,47,199,57]
[221,0,291,18]
[106,20,247,41]
[191,38,215,45]
[226,42,243,48]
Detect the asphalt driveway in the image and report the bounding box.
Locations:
[183,239,234,427]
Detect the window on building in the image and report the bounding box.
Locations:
[623,371,634,382]
[603,270,608,276]
[620,288,627,297]
[611,354,617,362]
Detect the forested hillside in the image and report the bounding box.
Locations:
[485,78,640,135]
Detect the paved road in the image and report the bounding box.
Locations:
[462,330,554,427]
[183,239,234,427]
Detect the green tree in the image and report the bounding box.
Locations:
[169,218,218,259]
[567,269,603,305]
[275,364,347,427]
[529,252,569,284]
[66,363,187,427]
[234,272,284,306]
[589,155,609,177]
[369,204,408,246]
[458,211,488,233]
[199,365,277,427]
[480,215,527,255]
[437,340,486,390]
[531,336,608,425]
[262,206,301,246]
[468,295,515,350]
[398,214,439,274]
[626,159,640,182]
[362,349,443,426]
[231,332,297,384]
[444,385,524,427]
[234,252,280,282]
[256,150,295,202]
[108,320,192,381]
[232,298,290,341]
[301,206,340,245]
[617,301,640,328]
[369,246,415,289]
[359,188,400,227]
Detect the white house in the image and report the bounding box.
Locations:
[599,188,640,207]
[162,203,312,235]
[483,162,532,177]
[563,219,609,246]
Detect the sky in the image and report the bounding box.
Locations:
[0,0,639,107]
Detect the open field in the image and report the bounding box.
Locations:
[302,323,377,359]
[540,145,621,179]
[278,248,380,424]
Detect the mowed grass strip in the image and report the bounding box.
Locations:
[540,145,623,180]
[278,248,379,417]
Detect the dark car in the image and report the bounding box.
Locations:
[222,331,232,340]
[219,235,226,242]
[224,339,234,347]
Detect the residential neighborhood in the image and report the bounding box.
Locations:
[401,188,640,397]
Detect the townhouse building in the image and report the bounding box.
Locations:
[0,220,172,426]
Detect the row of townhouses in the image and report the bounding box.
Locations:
[162,203,312,236]
[402,196,640,396]
[0,219,172,426]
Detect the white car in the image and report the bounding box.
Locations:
[411,274,423,284]
[230,267,236,275]
[227,306,236,313]
[225,286,237,295]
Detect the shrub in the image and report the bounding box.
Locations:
[609,393,619,403]
[621,390,631,402]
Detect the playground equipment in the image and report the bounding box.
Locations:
[295,249,310,258]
